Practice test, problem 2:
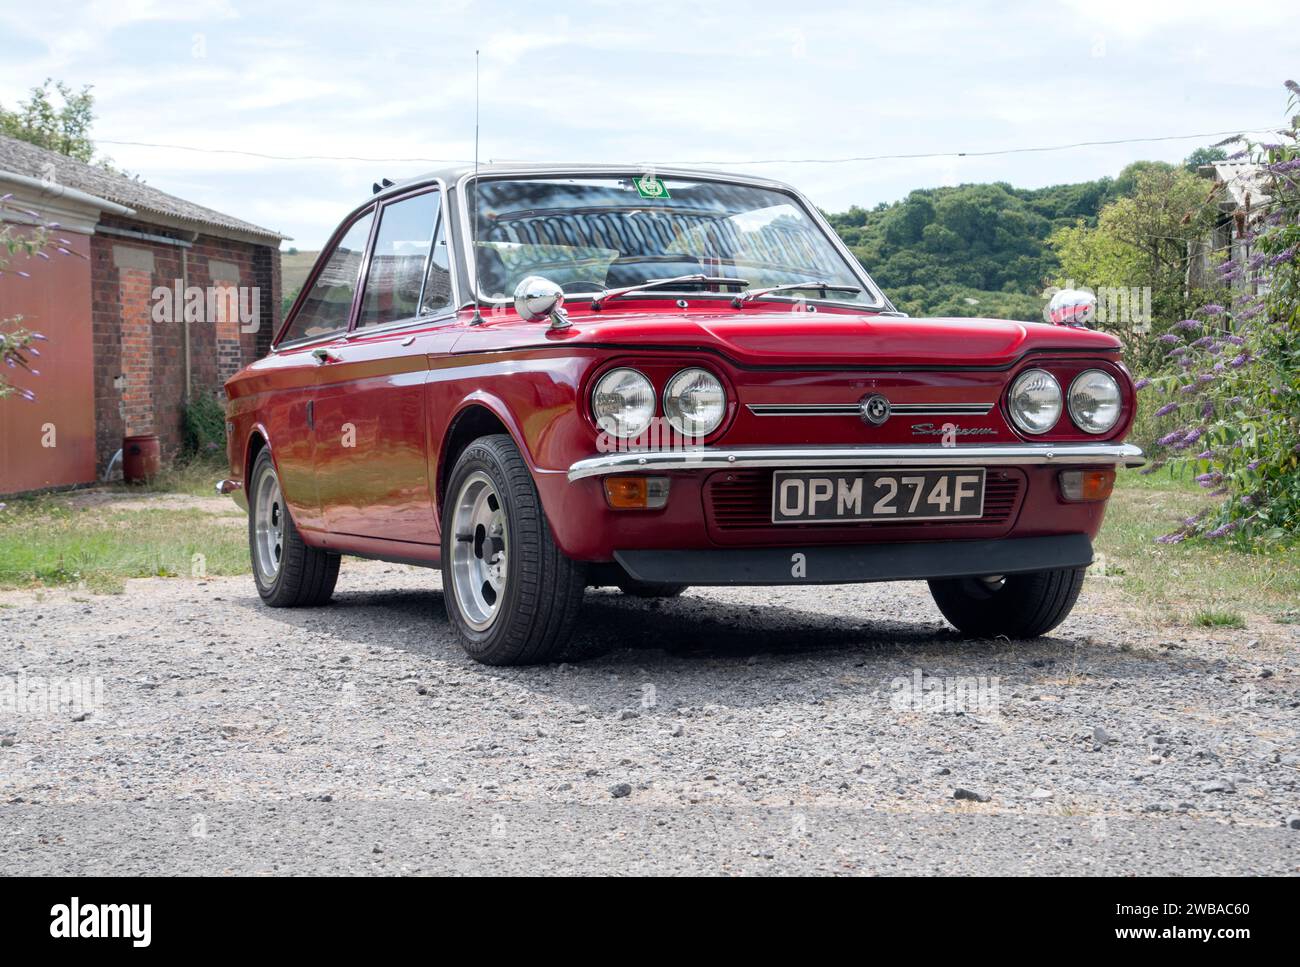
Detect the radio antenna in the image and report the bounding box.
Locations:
[469,49,484,325]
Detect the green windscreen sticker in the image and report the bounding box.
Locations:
[634,175,671,199]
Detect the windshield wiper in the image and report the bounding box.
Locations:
[589,274,749,310]
[730,281,861,308]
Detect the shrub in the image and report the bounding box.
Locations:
[182,389,227,457]
[1142,81,1300,545]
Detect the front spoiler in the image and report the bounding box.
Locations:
[567,443,1144,481]
[615,534,1094,586]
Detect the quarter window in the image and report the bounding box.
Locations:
[358,190,452,328]
[280,210,374,344]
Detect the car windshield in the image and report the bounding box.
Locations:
[467,174,881,307]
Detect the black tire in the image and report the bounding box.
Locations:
[616,578,688,599]
[441,434,586,665]
[928,567,1086,638]
[248,448,340,607]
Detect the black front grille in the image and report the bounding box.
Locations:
[704,469,1024,534]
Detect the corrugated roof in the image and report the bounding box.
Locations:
[1201,161,1271,212]
[0,133,286,242]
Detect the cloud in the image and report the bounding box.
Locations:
[1,0,1296,247]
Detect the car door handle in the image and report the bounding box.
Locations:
[312,347,341,364]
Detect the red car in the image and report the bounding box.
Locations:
[219,165,1143,665]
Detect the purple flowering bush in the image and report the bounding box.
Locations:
[1144,81,1300,544]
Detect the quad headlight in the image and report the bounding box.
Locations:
[1008,368,1063,435]
[1068,369,1122,435]
[592,368,656,438]
[663,367,726,438]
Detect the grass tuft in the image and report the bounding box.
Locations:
[1191,609,1246,629]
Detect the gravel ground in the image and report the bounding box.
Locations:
[2,561,1298,875]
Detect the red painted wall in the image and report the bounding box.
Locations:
[0,229,97,494]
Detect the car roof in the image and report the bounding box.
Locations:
[370,162,796,203]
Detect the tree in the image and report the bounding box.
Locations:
[1048,164,1220,369]
[0,79,98,162]
[1184,145,1228,172]
[825,176,1120,321]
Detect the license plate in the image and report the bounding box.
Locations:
[771,468,986,524]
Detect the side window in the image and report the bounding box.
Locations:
[280,210,374,344]
[358,190,451,329]
[421,215,453,315]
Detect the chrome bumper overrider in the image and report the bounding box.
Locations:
[566,443,1145,481]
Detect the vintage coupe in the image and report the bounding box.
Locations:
[219,164,1143,665]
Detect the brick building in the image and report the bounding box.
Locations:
[0,134,285,495]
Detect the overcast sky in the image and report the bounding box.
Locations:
[1,0,1296,249]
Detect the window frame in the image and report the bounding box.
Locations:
[453,168,890,312]
[273,203,380,351]
[348,181,459,339]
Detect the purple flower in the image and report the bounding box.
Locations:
[1157,430,1186,446]
[1205,521,1238,539]
[1270,246,1296,267]
[1134,377,1151,390]
[1224,334,1245,345]
[1155,402,1179,417]
[1158,334,1181,344]
[1229,353,1251,368]
[1196,450,1214,460]
[1195,470,1220,485]
[1175,319,1201,331]
[1155,533,1186,544]
[1246,460,1261,471]
[1200,305,1226,316]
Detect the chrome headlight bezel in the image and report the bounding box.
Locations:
[662,367,727,438]
[1007,368,1063,436]
[1067,368,1122,435]
[591,367,656,439]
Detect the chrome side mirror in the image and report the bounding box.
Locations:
[1047,289,1097,328]
[514,275,571,330]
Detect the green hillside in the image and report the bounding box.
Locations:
[824,177,1123,321]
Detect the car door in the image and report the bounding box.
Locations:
[312,185,459,545]
[263,207,376,534]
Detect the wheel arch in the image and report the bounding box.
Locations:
[243,423,272,491]
[436,396,536,521]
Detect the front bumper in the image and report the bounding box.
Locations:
[566,442,1145,480]
[616,534,1094,585]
